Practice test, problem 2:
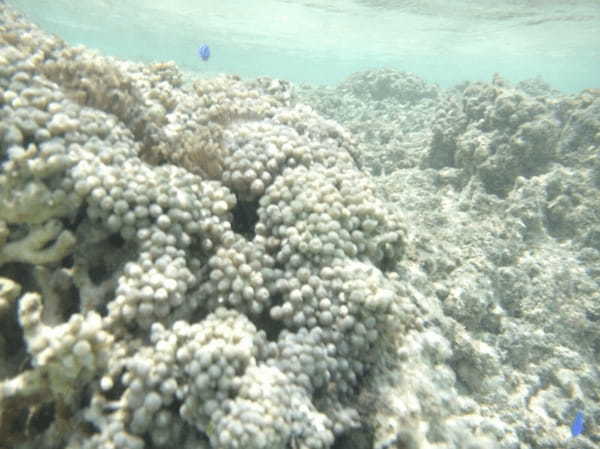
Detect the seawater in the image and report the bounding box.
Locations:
[7,0,600,92]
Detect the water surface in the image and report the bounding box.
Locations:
[8,0,600,91]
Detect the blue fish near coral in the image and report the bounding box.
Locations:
[571,410,584,437]
[198,44,210,61]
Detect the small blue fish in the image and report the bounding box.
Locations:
[198,44,210,61]
[571,410,584,437]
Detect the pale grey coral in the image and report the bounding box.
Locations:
[339,68,439,104]
[0,219,75,266]
[0,276,20,316]
[297,69,440,175]
[0,277,21,375]
[423,78,600,249]
[0,292,114,446]
[202,239,274,315]
[555,89,600,166]
[17,292,112,381]
[0,4,407,449]
[426,75,562,196]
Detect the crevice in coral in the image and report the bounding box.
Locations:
[0,396,30,447]
[103,370,126,402]
[381,430,420,449]
[1,262,33,296]
[28,401,55,435]
[331,423,373,449]
[96,300,108,318]
[62,281,81,319]
[78,384,94,410]
[61,205,88,238]
[72,221,136,315]
[61,254,74,269]
[2,293,25,360]
[0,264,29,365]
[231,197,259,239]
[376,250,397,274]
[21,133,36,151]
[88,260,111,285]
[37,231,62,251]
[250,302,284,342]
[107,232,126,249]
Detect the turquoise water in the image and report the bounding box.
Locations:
[7,0,600,92]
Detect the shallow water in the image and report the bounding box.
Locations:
[6,1,600,93]
[2,2,600,448]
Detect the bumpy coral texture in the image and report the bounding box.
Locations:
[0,6,405,449]
[426,74,562,196]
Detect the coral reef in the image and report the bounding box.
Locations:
[298,69,439,175]
[2,3,600,449]
[301,70,600,448]
[429,74,562,196]
[0,4,407,449]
